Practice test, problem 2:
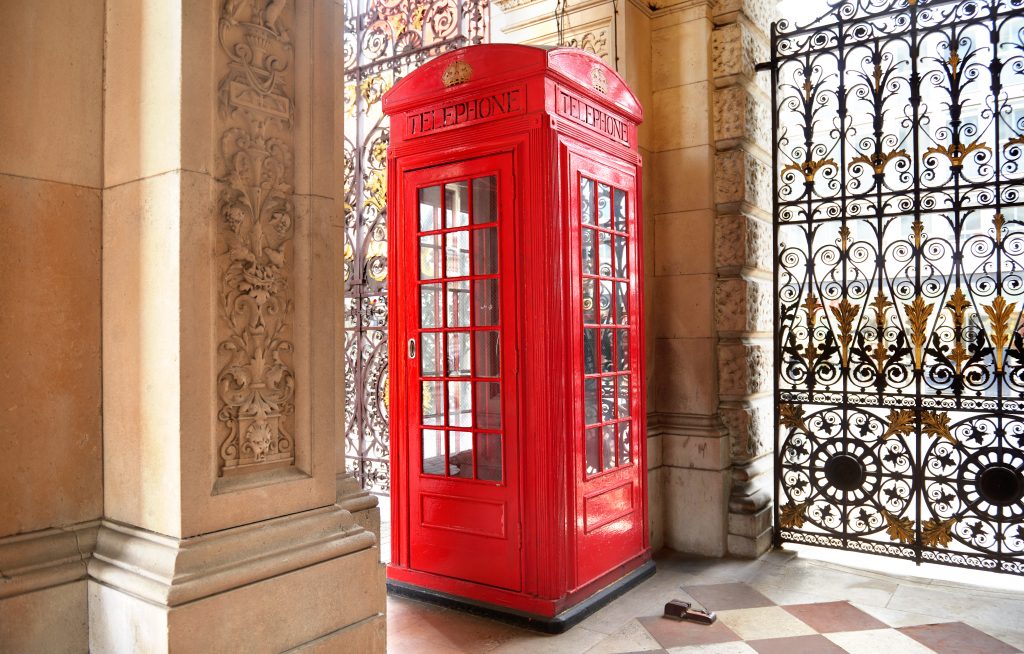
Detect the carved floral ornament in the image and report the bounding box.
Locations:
[216,0,297,476]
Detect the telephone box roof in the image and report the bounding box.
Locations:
[382,44,643,123]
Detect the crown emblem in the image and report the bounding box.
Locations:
[442,61,473,87]
[590,67,608,94]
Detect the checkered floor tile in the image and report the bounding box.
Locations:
[632,583,1021,654]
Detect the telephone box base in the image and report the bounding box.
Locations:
[386,559,656,634]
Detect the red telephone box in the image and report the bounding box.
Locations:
[383,44,651,631]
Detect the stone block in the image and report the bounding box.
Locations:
[0,1,103,187]
[713,84,771,149]
[717,340,772,399]
[652,18,711,91]
[721,397,774,461]
[654,210,715,277]
[0,174,102,537]
[715,276,773,336]
[662,432,730,470]
[648,467,665,552]
[0,581,88,654]
[728,503,773,539]
[653,274,715,339]
[104,0,186,187]
[653,82,711,150]
[653,338,718,415]
[711,21,770,90]
[712,0,777,31]
[715,212,773,272]
[727,529,773,559]
[290,615,386,653]
[714,148,772,212]
[652,146,714,214]
[663,467,730,556]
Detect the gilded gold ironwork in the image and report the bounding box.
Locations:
[883,510,915,544]
[984,295,1017,373]
[780,502,809,529]
[905,296,935,370]
[922,518,956,548]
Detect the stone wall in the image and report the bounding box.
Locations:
[0,1,104,650]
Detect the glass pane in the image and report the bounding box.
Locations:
[614,188,627,232]
[422,429,445,475]
[472,176,497,224]
[419,186,442,232]
[602,424,617,470]
[600,280,613,324]
[472,227,498,275]
[601,329,615,372]
[449,431,474,478]
[602,376,615,421]
[420,235,441,279]
[422,381,444,426]
[597,184,612,229]
[618,329,630,371]
[447,332,471,377]
[582,279,596,324]
[420,284,441,328]
[584,328,597,375]
[616,282,629,324]
[421,333,442,377]
[618,422,632,464]
[585,428,600,475]
[477,433,502,482]
[618,375,631,418]
[474,381,501,429]
[475,331,500,377]
[445,181,469,227]
[446,230,469,277]
[474,278,499,326]
[584,378,598,425]
[446,281,470,327]
[598,230,612,276]
[581,177,595,225]
[614,236,628,278]
[582,228,595,275]
[448,381,472,427]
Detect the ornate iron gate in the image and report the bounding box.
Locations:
[772,0,1024,574]
[343,0,489,493]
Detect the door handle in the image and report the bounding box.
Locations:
[408,338,417,359]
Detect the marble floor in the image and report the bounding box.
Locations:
[383,539,1024,653]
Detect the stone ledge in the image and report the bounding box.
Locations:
[89,506,375,607]
[0,521,99,599]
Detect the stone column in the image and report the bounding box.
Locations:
[90,1,385,651]
[711,0,776,558]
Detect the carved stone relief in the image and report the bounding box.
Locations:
[715,277,772,335]
[714,149,772,212]
[715,213,772,272]
[717,342,770,398]
[713,85,770,150]
[711,21,769,94]
[216,0,297,476]
[564,29,610,61]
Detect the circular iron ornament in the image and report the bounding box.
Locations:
[957,449,1024,522]
[978,465,1024,507]
[809,438,881,504]
[824,454,867,492]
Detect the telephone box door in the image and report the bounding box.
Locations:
[569,150,646,584]
[398,153,521,592]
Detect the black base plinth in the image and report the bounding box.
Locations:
[386,559,656,634]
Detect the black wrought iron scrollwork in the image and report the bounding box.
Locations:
[773,0,1024,575]
[344,0,490,493]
